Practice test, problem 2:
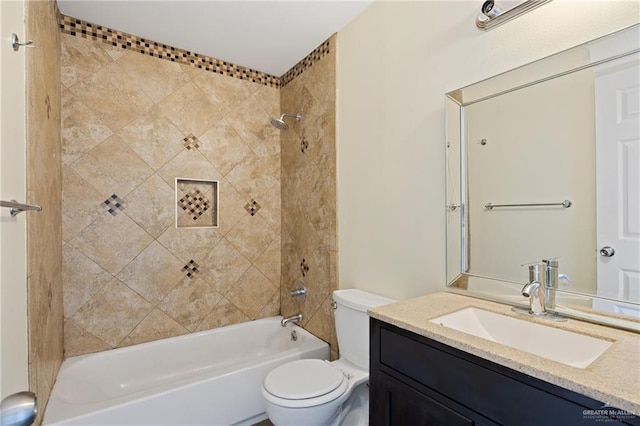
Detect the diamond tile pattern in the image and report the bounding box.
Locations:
[70,135,153,197]
[183,260,200,278]
[117,107,185,171]
[176,179,218,227]
[279,35,338,352]
[61,29,337,358]
[124,174,175,238]
[61,32,282,357]
[179,189,211,221]
[116,242,185,304]
[103,194,126,216]
[62,90,112,165]
[244,199,261,216]
[182,133,201,150]
[70,213,153,275]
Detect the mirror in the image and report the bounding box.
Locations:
[446,24,640,329]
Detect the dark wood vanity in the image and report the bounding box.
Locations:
[370,318,640,426]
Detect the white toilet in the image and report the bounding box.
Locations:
[262,289,394,426]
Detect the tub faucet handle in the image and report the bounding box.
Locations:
[289,281,307,304]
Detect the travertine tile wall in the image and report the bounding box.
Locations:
[59,15,280,88]
[280,35,338,358]
[25,1,63,423]
[61,30,281,357]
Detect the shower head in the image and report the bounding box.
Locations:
[270,113,301,130]
[270,117,289,130]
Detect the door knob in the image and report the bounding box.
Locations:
[599,246,615,257]
[0,391,37,426]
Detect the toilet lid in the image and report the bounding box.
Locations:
[264,359,345,400]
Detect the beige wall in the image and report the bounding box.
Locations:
[466,68,596,292]
[1,0,28,399]
[25,1,63,423]
[60,30,281,357]
[337,0,640,300]
[280,36,338,358]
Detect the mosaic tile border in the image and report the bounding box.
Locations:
[59,15,281,88]
[280,38,332,87]
[60,14,332,88]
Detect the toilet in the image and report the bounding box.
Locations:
[262,289,395,426]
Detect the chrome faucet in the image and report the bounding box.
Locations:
[542,258,570,310]
[522,263,547,315]
[519,261,567,321]
[280,313,303,327]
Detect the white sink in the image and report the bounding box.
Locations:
[430,307,613,369]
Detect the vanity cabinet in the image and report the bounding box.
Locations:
[370,319,639,426]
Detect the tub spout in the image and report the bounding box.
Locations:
[281,313,302,327]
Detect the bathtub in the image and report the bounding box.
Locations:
[44,317,328,425]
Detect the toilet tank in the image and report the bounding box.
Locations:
[333,289,395,370]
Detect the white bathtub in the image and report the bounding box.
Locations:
[44,317,328,426]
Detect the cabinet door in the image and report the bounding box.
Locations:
[372,372,476,426]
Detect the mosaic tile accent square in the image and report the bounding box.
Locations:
[179,189,210,220]
[103,194,126,216]
[244,199,261,216]
[182,260,200,278]
[300,258,310,277]
[182,133,201,150]
[176,178,218,228]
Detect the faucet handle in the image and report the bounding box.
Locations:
[542,257,562,267]
[524,262,543,282]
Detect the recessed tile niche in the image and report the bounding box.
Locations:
[175,178,219,228]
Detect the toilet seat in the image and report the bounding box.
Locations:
[263,359,349,408]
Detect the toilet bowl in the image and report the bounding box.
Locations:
[262,289,394,426]
[262,358,367,426]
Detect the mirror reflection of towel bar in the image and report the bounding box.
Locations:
[485,200,572,210]
[1,200,42,217]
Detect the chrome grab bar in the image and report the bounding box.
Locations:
[1,200,42,217]
[485,200,571,210]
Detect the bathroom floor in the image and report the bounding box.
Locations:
[253,419,274,426]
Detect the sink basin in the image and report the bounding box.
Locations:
[430,307,613,369]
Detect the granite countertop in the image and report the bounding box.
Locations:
[368,291,640,414]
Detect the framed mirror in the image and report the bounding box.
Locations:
[445,24,640,331]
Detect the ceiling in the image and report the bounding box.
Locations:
[57,0,375,76]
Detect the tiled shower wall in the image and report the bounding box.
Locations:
[26,1,63,422]
[61,29,282,356]
[280,36,338,358]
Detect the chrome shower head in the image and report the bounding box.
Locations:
[271,117,289,130]
[270,113,301,130]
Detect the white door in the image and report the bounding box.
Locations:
[594,56,640,318]
[0,0,29,398]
